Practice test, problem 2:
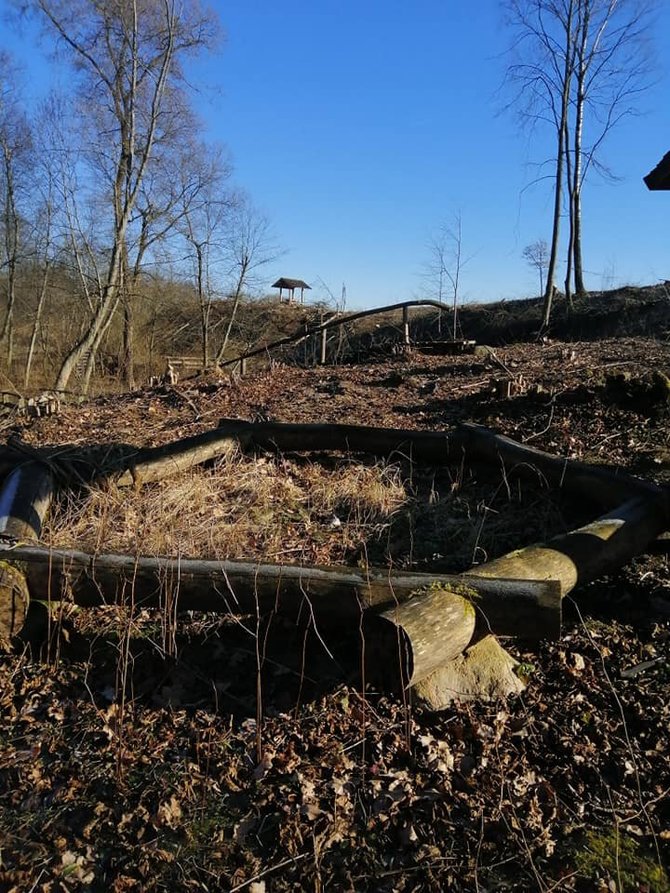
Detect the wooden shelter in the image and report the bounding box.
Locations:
[644,151,670,190]
[273,277,311,304]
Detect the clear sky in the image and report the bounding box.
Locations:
[1,0,669,309]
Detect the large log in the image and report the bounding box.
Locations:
[469,494,669,598]
[211,419,664,510]
[0,421,663,515]
[110,427,248,487]
[0,463,54,641]
[0,427,249,486]
[0,544,561,637]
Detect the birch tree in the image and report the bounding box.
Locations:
[504,0,578,327]
[504,0,654,320]
[567,0,655,296]
[25,0,219,391]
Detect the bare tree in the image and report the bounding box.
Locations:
[504,0,578,327]
[0,52,33,368]
[178,146,234,368]
[522,238,549,295]
[23,160,56,388]
[568,0,655,296]
[421,213,468,339]
[215,196,281,364]
[504,0,655,322]
[24,0,220,392]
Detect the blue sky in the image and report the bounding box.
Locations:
[1,0,669,309]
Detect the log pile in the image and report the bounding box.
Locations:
[0,420,667,707]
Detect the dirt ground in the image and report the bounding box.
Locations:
[0,335,669,891]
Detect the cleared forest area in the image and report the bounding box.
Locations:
[0,289,668,891]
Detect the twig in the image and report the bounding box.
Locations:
[523,399,556,443]
[229,852,307,891]
[568,597,663,871]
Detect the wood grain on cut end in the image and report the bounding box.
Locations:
[0,560,31,642]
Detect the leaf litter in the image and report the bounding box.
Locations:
[0,335,669,891]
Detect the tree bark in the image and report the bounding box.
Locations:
[0,546,560,638]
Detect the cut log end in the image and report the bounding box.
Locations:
[411,635,526,709]
[0,560,31,643]
[363,585,477,691]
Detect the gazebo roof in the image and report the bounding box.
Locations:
[272,278,311,290]
[644,151,670,190]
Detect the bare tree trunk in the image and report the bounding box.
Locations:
[216,256,250,365]
[25,258,51,387]
[542,122,569,328]
[572,62,587,296]
[542,2,574,328]
[81,296,120,394]
[0,140,18,368]
[564,122,575,308]
[122,296,134,389]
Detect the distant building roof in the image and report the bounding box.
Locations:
[644,151,670,190]
[272,278,311,290]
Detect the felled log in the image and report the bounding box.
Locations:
[469,494,668,599]
[0,462,54,642]
[0,421,662,515]
[362,583,477,691]
[0,545,561,638]
[410,492,670,708]
[109,427,248,487]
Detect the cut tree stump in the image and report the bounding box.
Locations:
[413,635,526,707]
[0,462,54,642]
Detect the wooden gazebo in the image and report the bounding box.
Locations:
[644,151,670,190]
[273,278,311,304]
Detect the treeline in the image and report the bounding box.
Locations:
[0,1,283,394]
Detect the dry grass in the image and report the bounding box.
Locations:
[44,453,408,565]
[43,452,582,574]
